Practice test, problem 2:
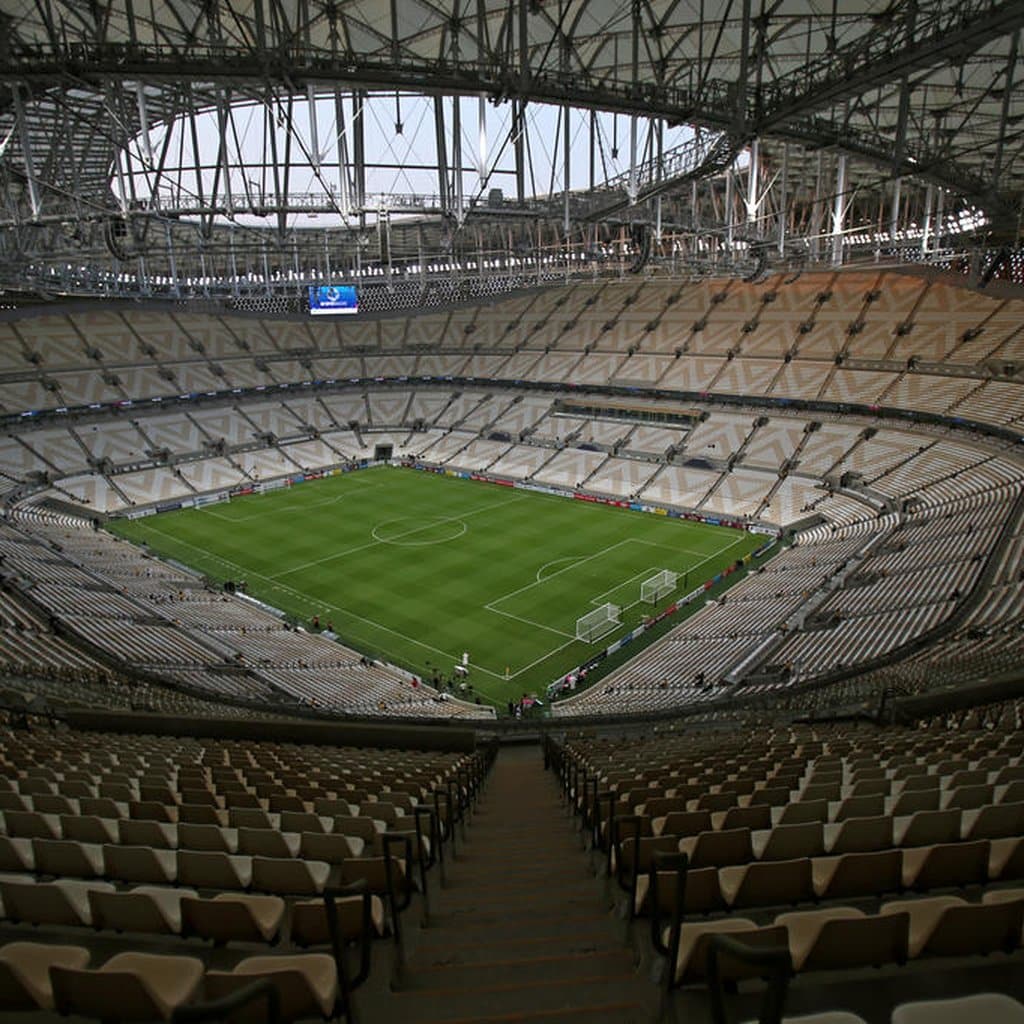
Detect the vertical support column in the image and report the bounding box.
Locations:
[746,137,759,230]
[334,88,351,214]
[933,187,945,253]
[889,177,902,243]
[352,90,366,216]
[478,94,488,190]
[831,152,847,267]
[12,86,41,218]
[724,170,734,250]
[307,85,321,170]
[433,96,449,214]
[563,104,571,238]
[809,151,823,262]
[513,100,525,203]
[919,183,934,258]
[654,119,663,243]
[453,95,464,224]
[777,142,788,257]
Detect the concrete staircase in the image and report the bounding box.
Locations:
[373,745,653,1024]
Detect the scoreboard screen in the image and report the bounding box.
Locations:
[309,285,358,316]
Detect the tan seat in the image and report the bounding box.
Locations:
[942,784,996,811]
[777,906,909,972]
[0,942,90,1011]
[60,814,119,845]
[104,844,178,885]
[204,954,337,1022]
[1,878,114,927]
[669,918,788,985]
[989,836,1024,880]
[3,810,60,840]
[901,839,990,889]
[280,811,332,835]
[890,790,940,816]
[0,837,33,872]
[300,832,365,864]
[678,828,753,869]
[634,864,725,917]
[178,822,238,854]
[754,822,824,861]
[882,894,1024,958]
[252,856,330,896]
[119,819,177,850]
[181,893,285,943]
[895,808,961,847]
[228,807,277,829]
[812,849,902,900]
[963,802,1024,841]
[177,850,252,890]
[719,858,814,909]
[52,951,204,1021]
[831,795,885,822]
[292,892,387,945]
[89,886,197,935]
[778,799,829,826]
[824,815,892,855]
[32,838,104,879]
[892,993,1024,1024]
[238,827,301,859]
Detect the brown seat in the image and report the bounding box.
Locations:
[901,840,990,890]
[678,828,752,869]
[812,850,902,900]
[51,951,204,1021]
[181,893,285,943]
[719,858,814,909]
[89,886,196,935]
[882,895,1024,958]
[0,942,90,1011]
[778,906,909,972]
[203,954,337,1022]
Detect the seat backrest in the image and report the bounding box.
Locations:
[801,911,909,971]
[899,809,961,848]
[830,815,893,854]
[691,829,752,869]
[761,822,824,861]
[923,901,1024,957]
[823,849,902,899]
[51,966,158,1021]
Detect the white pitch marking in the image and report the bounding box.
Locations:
[271,494,528,579]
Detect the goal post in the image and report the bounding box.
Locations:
[576,603,621,643]
[641,569,679,605]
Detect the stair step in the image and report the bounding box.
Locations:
[413,928,622,962]
[389,972,643,1022]
[403,949,628,989]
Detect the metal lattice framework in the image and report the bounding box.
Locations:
[0,1,1022,302]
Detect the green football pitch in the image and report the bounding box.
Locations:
[110,466,764,705]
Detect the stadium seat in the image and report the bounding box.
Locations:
[0,942,91,1011]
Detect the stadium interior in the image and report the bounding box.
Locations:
[1,1,1024,1021]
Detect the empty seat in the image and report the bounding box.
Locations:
[895,809,961,847]
[882,894,1024,958]
[3,810,60,840]
[89,886,196,936]
[678,828,753,869]
[670,919,788,985]
[181,893,285,943]
[119,819,177,850]
[812,850,902,901]
[51,952,204,1021]
[892,993,1024,1024]
[204,954,338,1021]
[963,802,1024,841]
[1,878,114,927]
[31,838,104,879]
[177,850,252,890]
[60,815,119,845]
[0,942,90,1011]
[104,844,177,885]
[251,856,330,896]
[778,800,829,826]
[778,906,909,972]
[901,840,990,889]
[755,822,824,861]
[719,858,814,909]
[178,822,238,853]
[300,832,365,864]
[824,815,892,855]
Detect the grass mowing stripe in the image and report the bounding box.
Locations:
[110,465,767,705]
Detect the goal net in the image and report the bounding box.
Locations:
[641,569,679,605]
[576,603,621,643]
